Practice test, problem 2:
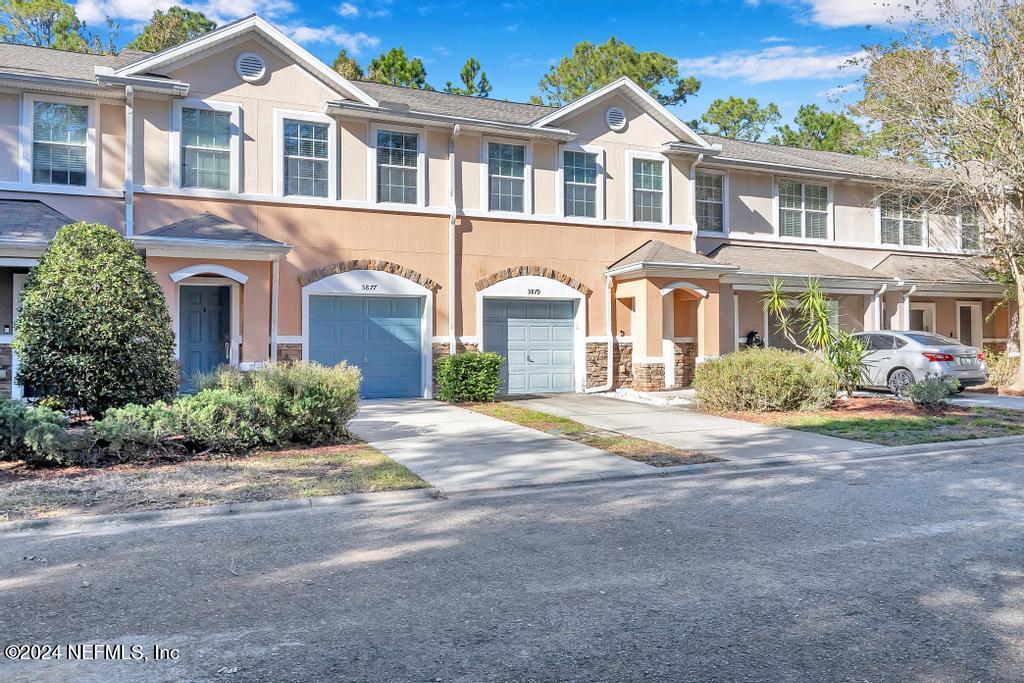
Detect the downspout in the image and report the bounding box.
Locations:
[123,85,134,236]
[270,256,280,364]
[447,124,461,354]
[688,152,705,252]
[585,274,615,393]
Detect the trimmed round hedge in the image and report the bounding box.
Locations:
[693,348,835,413]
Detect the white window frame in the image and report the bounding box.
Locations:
[957,208,982,253]
[693,167,728,235]
[773,176,833,241]
[625,150,669,225]
[368,122,426,208]
[272,109,337,200]
[557,143,605,221]
[479,136,533,216]
[20,94,97,188]
[170,98,242,194]
[875,192,929,248]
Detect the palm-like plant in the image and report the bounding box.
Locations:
[762,277,836,352]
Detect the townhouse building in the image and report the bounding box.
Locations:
[0,15,1010,399]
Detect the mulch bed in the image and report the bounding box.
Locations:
[722,397,972,425]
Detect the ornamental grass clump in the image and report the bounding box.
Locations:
[693,347,835,413]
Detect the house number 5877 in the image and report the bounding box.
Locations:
[361,284,378,291]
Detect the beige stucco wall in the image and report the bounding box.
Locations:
[832,182,876,243]
[721,169,774,236]
[0,93,20,183]
[99,102,125,190]
[339,119,367,202]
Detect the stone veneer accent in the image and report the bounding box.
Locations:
[585,340,636,389]
[0,344,11,398]
[276,343,302,362]
[632,362,666,392]
[474,266,592,296]
[299,260,441,292]
[672,341,697,389]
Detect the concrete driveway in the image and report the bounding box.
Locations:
[514,393,873,462]
[350,399,653,492]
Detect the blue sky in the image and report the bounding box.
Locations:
[74,0,907,127]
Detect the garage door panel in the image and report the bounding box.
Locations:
[482,298,576,395]
[309,295,422,398]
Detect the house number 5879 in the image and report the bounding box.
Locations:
[527,288,541,295]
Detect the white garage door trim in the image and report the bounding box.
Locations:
[302,270,433,398]
[477,275,586,393]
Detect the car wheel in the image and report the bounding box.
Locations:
[888,368,915,397]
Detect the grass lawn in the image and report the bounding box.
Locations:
[724,398,1024,447]
[465,402,719,466]
[0,442,427,522]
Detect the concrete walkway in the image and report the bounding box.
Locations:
[350,399,654,492]
[513,393,873,462]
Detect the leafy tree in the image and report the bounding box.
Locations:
[769,104,868,154]
[531,37,700,106]
[126,6,215,53]
[367,47,431,89]
[444,57,491,97]
[0,0,107,53]
[332,48,363,80]
[698,96,781,141]
[14,223,178,417]
[849,0,1024,387]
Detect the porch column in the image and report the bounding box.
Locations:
[697,281,731,360]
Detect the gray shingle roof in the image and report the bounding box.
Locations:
[708,244,893,281]
[143,213,283,244]
[872,253,996,285]
[0,43,149,82]
[609,240,734,271]
[354,81,554,125]
[702,134,939,181]
[0,199,73,242]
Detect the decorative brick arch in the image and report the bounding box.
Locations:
[475,266,592,296]
[299,259,441,292]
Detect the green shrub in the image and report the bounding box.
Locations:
[435,351,504,403]
[14,222,178,417]
[94,402,181,458]
[173,389,272,452]
[984,348,1019,388]
[196,362,361,445]
[905,374,959,410]
[0,400,85,467]
[693,348,836,413]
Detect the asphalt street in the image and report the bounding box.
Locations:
[2,445,1023,682]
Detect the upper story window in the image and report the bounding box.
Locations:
[283,119,329,198]
[32,101,87,186]
[488,142,526,212]
[181,107,231,191]
[960,208,981,251]
[696,172,724,232]
[563,150,598,218]
[631,157,664,223]
[376,130,419,204]
[779,179,828,240]
[880,194,925,247]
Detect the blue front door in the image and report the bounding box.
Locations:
[308,295,423,398]
[179,285,230,392]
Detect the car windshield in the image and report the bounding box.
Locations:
[905,333,961,346]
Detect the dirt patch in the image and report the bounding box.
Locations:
[0,442,427,522]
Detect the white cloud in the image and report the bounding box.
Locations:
[504,23,519,32]
[75,0,296,27]
[433,46,450,56]
[760,35,789,43]
[678,45,866,83]
[286,25,379,54]
[817,82,860,99]
[336,2,359,16]
[755,0,924,28]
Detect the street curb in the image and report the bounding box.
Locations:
[0,487,438,536]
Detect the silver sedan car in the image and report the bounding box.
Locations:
[852,330,989,396]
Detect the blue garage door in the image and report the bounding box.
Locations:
[308,295,422,398]
[483,299,576,394]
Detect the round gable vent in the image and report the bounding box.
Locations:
[605,106,627,131]
[235,52,267,82]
